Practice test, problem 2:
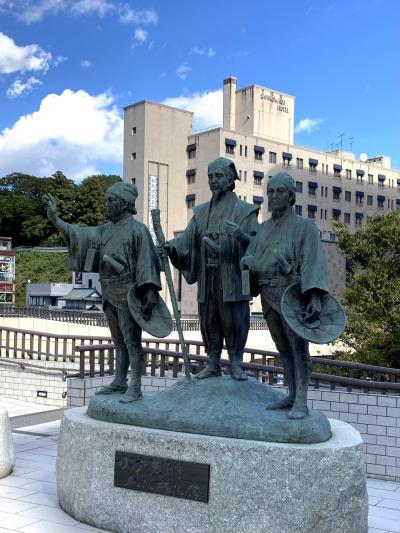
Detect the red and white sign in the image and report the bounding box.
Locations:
[0,283,13,293]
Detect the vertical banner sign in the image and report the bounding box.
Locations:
[148,174,159,244]
[75,272,83,285]
[0,255,15,283]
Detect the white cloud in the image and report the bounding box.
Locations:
[71,0,114,17]
[0,32,52,74]
[295,117,323,134]
[133,28,148,44]
[6,77,42,98]
[191,47,215,58]
[162,89,223,131]
[54,55,68,66]
[0,89,123,180]
[118,5,158,24]
[176,63,191,80]
[80,59,92,69]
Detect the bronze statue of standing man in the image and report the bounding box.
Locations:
[242,172,329,419]
[161,157,259,380]
[47,182,162,403]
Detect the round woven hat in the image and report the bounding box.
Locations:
[128,285,173,338]
[281,283,346,344]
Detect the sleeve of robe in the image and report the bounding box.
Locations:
[167,216,200,285]
[299,220,330,294]
[133,225,162,292]
[55,219,103,273]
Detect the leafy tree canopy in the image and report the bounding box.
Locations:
[332,212,400,368]
[0,171,122,246]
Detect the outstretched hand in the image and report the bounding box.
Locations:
[46,193,58,221]
[141,287,158,321]
[301,291,322,324]
[225,221,246,242]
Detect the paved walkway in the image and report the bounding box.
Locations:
[0,416,398,532]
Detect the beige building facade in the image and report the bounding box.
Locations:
[124,77,400,315]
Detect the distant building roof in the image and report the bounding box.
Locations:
[61,288,102,301]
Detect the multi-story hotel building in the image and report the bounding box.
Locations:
[124,77,400,315]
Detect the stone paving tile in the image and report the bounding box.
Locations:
[0,510,39,530]
[16,491,60,508]
[20,480,58,495]
[19,505,80,526]
[369,487,400,501]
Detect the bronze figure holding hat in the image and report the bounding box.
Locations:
[47,182,170,403]
[242,172,345,419]
[161,157,259,381]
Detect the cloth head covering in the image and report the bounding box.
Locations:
[106,182,138,214]
[208,157,240,181]
[267,172,296,206]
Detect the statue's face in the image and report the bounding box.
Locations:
[208,168,233,193]
[105,193,124,220]
[267,182,291,211]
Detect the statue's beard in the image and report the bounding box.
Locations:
[271,205,290,220]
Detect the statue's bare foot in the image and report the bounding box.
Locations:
[95,382,127,395]
[196,367,222,380]
[267,397,295,410]
[288,404,308,419]
[119,388,142,403]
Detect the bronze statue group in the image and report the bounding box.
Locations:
[47,157,334,420]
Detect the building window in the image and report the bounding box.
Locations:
[368,174,373,184]
[131,178,136,184]
[131,127,136,135]
[283,152,292,167]
[186,194,196,209]
[322,163,325,173]
[333,164,342,177]
[355,213,363,226]
[344,213,351,224]
[378,174,386,187]
[245,146,248,157]
[296,158,303,170]
[396,200,400,211]
[269,151,276,164]
[308,182,317,196]
[307,205,317,219]
[345,191,351,202]
[240,145,243,156]
[253,171,264,186]
[332,209,341,221]
[333,186,342,200]
[377,195,385,208]
[254,146,264,161]
[356,191,364,205]
[225,138,236,155]
[187,143,196,159]
[243,171,247,182]
[309,158,318,173]
[356,170,365,183]
[131,152,136,160]
[325,164,328,174]
[346,169,352,180]
[186,169,196,184]
[367,195,373,206]
[295,205,302,216]
[296,181,303,193]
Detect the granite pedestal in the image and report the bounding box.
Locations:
[0,407,15,478]
[57,408,368,533]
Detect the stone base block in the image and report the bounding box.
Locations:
[57,408,368,533]
[0,407,15,478]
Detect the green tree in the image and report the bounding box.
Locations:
[332,212,400,368]
[76,174,122,226]
[15,251,71,307]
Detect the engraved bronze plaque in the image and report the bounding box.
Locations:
[114,451,210,503]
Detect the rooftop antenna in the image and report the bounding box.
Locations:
[348,137,355,153]
[337,133,344,159]
[329,143,335,151]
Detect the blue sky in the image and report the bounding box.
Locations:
[0,0,399,180]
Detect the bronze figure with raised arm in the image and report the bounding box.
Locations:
[47,182,162,403]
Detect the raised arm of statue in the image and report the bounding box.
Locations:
[46,193,70,236]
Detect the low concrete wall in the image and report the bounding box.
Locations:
[0,364,66,407]
[67,376,400,482]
